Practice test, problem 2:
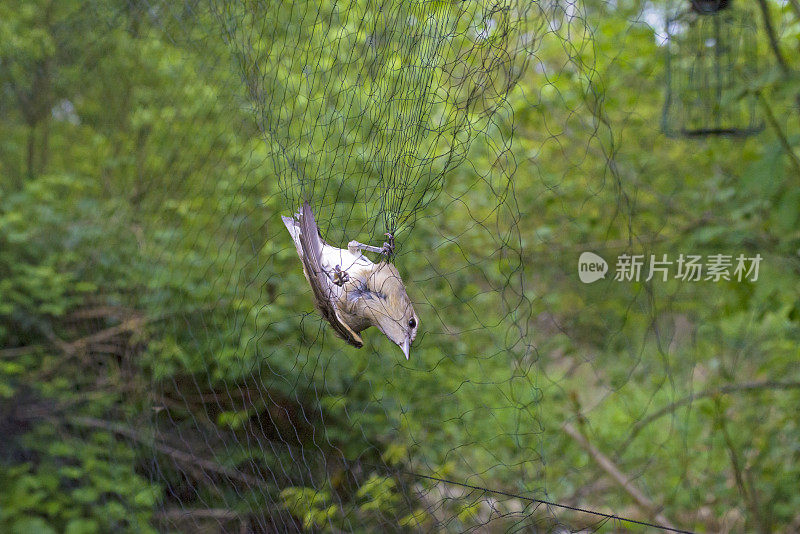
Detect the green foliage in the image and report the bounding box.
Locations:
[1,0,799,532]
[0,425,157,534]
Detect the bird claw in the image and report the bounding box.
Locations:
[381,233,395,256]
[332,265,349,286]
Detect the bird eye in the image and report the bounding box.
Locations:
[408,317,416,328]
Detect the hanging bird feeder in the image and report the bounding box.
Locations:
[662,0,763,137]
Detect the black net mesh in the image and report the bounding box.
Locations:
[137,1,621,531]
[3,1,800,533]
[211,0,571,238]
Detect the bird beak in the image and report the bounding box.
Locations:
[401,339,411,360]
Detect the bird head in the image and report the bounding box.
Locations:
[362,262,418,359]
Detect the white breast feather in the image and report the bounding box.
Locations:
[320,244,373,273]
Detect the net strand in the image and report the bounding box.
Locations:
[388,468,696,534]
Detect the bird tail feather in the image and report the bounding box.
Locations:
[296,202,363,347]
[281,215,300,242]
[298,201,324,271]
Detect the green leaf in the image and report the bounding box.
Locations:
[774,188,800,233]
[65,519,99,534]
[11,518,57,534]
[741,142,784,198]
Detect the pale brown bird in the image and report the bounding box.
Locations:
[281,202,418,359]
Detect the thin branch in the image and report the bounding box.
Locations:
[715,401,769,533]
[789,0,800,21]
[67,306,137,321]
[1,315,146,359]
[758,94,800,178]
[0,344,45,358]
[155,508,241,521]
[617,380,800,456]
[563,422,678,531]
[756,0,790,75]
[65,416,270,489]
[1,305,220,360]
[154,508,249,534]
[63,316,147,354]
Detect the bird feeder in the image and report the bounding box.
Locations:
[662,0,763,137]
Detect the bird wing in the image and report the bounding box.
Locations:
[297,202,364,348]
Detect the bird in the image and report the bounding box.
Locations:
[281,201,418,359]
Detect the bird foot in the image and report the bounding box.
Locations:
[332,265,350,286]
[381,233,395,256]
[348,235,395,258]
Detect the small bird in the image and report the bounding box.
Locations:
[281,202,418,359]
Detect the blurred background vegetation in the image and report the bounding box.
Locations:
[1,0,799,532]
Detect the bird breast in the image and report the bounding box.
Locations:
[320,244,373,274]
